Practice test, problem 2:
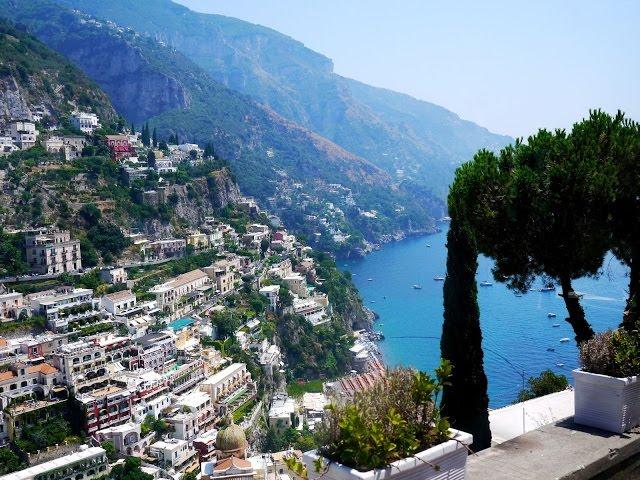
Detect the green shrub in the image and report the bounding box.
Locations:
[516,370,568,402]
[317,361,452,471]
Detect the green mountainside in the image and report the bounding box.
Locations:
[51,0,512,197]
[0,18,116,125]
[1,0,444,254]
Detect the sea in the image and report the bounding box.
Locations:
[341,227,629,408]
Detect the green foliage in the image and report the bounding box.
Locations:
[110,456,153,480]
[263,427,316,453]
[232,398,256,423]
[318,364,451,471]
[140,415,169,439]
[278,315,352,379]
[14,414,72,453]
[0,227,28,276]
[286,379,324,398]
[516,370,568,402]
[580,329,640,378]
[87,222,131,259]
[0,447,25,475]
[101,440,117,461]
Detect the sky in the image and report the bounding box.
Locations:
[176,0,639,138]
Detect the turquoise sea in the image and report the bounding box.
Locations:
[341,228,629,408]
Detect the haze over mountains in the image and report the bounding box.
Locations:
[52,0,512,197]
[1,0,510,253]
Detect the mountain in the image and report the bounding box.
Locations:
[0,18,116,125]
[50,0,512,196]
[1,0,444,254]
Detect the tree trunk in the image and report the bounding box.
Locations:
[440,217,491,451]
[559,276,594,344]
[621,250,639,331]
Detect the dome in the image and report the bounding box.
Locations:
[216,423,248,457]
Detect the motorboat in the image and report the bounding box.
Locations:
[559,337,570,343]
[434,276,445,281]
[480,280,493,287]
[541,285,555,292]
[552,324,560,327]
[412,284,422,290]
[547,313,557,318]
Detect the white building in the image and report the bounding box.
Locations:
[150,269,210,314]
[25,229,82,275]
[0,291,26,320]
[99,266,128,285]
[0,446,109,480]
[96,422,154,456]
[0,136,18,154]
[292,297,328,326]
[29,287,98,331]
[199,363,251,405]
[268,394,297,435]
[259,285,280,311]
[6,120,38,150]
[149,438,198,473]
[102,290,136,316]
[282,274,307,298]
[70,111,100,133]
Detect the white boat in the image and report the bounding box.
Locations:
[412,284,422,290]
[480,280,493,287]
[433,276,445,281]
[556,363,565,367]
[547,312,557,318]
[426,244,432,248]
[541,285,555,292]
[559,337,570,343]
[515,293,523,297]
[368,278,373,281]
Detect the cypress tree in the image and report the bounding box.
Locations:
[152,127,158,148]
[440,215,491,451]
[131,122,135,134]
[141,123,150,147]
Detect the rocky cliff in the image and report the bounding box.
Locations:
[0,19,116,125]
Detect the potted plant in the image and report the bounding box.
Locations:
[573,329,640,433]
[301,361,473,480]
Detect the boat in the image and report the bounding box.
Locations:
[370,300,376,304]
[541,285,555,292]
[426,243,432,248]
[368,278,373,281]
[433,276,445,281]
[479,281,493,287]
[412,284,422,290]
[559,337,570,343]
[546,347,555,352]
[556,363,565,367]
[515,293,523,297]
[552,324,560,327]
[547,312,557,318]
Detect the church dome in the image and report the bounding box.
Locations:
[216,423,248,457]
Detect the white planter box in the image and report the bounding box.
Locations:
[573,368,640,433]
[302,429,472,480]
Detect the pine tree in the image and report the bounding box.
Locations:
[152,127,158,148]
[440,216,491,451]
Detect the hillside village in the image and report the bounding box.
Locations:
[0,107,383,480]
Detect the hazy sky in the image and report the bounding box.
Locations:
[176,0,639,138]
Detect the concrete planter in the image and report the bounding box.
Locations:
[303,429,473,480]
[573,369,640,433]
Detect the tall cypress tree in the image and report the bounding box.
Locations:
[131,122,135,134]
[152,127,158,148]
[141,123,150,146]
[440,215,491,451]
